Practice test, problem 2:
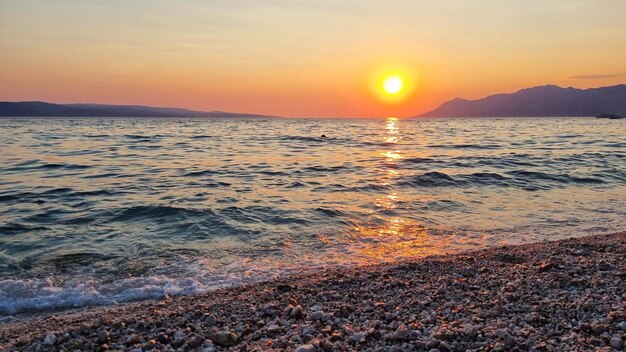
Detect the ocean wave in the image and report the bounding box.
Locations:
[0,256,312,315]
[0,275,219,315]
[107,205,209,222]
[401,157,441,164]
[180,169,220,177]
[400,172,458,187]
[0,188,120,206]
[278,135,328,143]
[219,206,309,226]
[400,170,607,189]
[427,143,503,150]
[0,223,50,235]
[506,170,605,184]
[5,162,92,172]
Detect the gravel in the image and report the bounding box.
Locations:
[1,232,624,351]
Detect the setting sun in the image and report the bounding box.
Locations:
[370,67,416,105]
[383,75,404,95]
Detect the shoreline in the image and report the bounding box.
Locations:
[1,233,624,351]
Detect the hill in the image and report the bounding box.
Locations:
[419,84,626,117]
[0,101,277,118]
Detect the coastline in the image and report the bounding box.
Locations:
[1,233,624,351]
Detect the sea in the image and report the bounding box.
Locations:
[0,117,625,315]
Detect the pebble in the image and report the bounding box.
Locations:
[351,332,366,343]
[610,337,624,349]
[493,342,505,351]
[426,339,440,349]
[592,323,610,335]
[503,332,515,346]
[126,334,140,345]
[189,334,203,348]
[267,324,282,334]
[295,344,316,352]
[42,333,57,346]
[391,324,410,340]
[439,341,451,351]
[97,330,109,344]
[301,325,317,336]
[291,305,304,319]
[203,314,217,327]
[173,331,185,342]
[214,331,238,346]
[309,311,324,321]
[142,339,156,350]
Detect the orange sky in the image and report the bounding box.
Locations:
[1,1,625,117]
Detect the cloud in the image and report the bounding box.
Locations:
[569,73,624,80]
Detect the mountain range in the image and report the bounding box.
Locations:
[0,101,276,118]
[2,84,625,118]
[419,84,626,117]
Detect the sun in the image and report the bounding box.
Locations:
[369,66,416,104]
[383,75,404,95]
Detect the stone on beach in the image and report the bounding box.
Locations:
[42,333,57,346]
[142,339,156,350]
[390,324,410,340]
[96,330,109,344]
[291,304,304,318]
[189,334,203,348]
[126,333,140,345]
[295,344,316,352]
[309,311,324,321]
[214,330,238,346]
[611,337,624,349]
[202,314,217,326]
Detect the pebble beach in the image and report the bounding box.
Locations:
[1,232,625,351]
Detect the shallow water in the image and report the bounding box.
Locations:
[0,117,625,314]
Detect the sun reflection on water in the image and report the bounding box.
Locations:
[343,117,457,261]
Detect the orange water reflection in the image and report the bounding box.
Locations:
[348,219,455,261]
[348,117,453,260]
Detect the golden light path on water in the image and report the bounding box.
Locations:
[342,117,483,263]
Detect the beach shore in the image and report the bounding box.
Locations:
[1,233,624,351]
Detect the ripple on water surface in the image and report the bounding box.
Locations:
[0,117,625,314]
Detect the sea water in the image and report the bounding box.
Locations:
[0,117,624,314]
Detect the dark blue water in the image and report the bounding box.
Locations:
[1,117,625,314]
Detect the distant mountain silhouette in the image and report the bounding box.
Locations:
[419,84,626,117]
[0,101,278,118]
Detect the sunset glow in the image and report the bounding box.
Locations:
[1,1,625,117]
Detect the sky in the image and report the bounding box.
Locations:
[1,0,626,117]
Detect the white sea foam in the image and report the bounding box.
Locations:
[0,272,255,315]
[0,227,615,315]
